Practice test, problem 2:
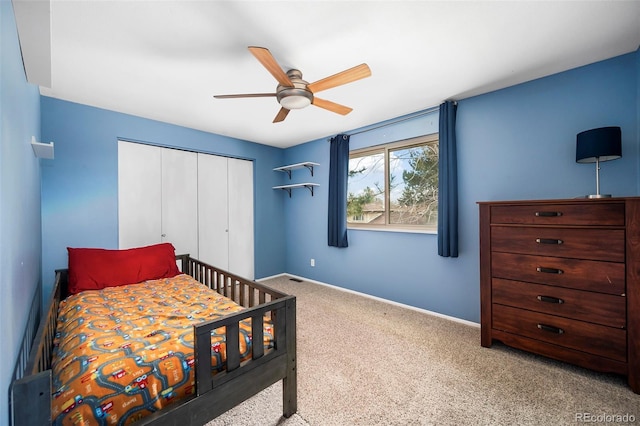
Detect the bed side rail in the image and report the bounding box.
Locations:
[136,255,298,423]
[9,280,41,426]
[25,270,65,375]
[138,293,297,424]
[178,254,288,307]
[10,270,64,425]
[11,281,41,382]
[194,295,295,390]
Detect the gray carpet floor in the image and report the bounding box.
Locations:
[207,275,639,425]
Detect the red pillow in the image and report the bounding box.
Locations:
[67,243,181,295]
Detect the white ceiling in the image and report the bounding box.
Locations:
[14,1,640,149]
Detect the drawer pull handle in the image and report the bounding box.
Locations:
[536,238,563,245]
[537,323,564,334]
[537,295,564,304]
[536,267,563,274]
[535,211,562,217]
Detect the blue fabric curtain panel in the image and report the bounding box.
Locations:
[328,134,350,248]
[438,101,459,257]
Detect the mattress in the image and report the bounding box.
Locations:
[50,274,274,425]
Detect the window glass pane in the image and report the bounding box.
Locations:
[346,134,438,231]
[347,152,385,224]
[389,144,438,226]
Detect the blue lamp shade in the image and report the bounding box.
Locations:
[576,126,622,163]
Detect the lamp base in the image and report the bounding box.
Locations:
[587,194,612,199]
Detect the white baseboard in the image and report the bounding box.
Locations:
[257,273,480,328]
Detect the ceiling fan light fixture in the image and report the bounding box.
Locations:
[277,88,313,109]
[215,47,370,122]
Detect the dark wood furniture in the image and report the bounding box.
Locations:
[478,198,639,393]
[10,255,297,425]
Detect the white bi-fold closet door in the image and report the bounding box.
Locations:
[117,141,254,279]
[196,153,254,279]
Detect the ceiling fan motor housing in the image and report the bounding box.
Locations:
[277,69,313,109]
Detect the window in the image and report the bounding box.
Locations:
[347,134,438,232]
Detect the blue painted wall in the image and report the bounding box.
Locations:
[0,0,42,424]
[40,98,287,299]
[282,51,639,323]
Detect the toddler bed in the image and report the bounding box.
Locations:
[10,243,297,425]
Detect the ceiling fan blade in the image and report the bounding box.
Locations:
[312,97,353,115]
[248,46,293,87]
[214,93,276,99]
[273,107,290,123]
[307,63,371,93]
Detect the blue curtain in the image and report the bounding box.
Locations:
[438,101,458,257]
[328,134,350,247]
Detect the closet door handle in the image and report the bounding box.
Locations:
[537,295,564,304]
[536,267,563,274]
[537,324,564,334]
[536,238,563,245]
[535,211,562,217]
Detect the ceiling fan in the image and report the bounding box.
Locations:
[214,46,371,123]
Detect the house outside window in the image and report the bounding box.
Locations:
[347,133,438,232]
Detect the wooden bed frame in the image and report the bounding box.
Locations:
[10,255,297,425]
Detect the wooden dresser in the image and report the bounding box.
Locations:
[478,198,639,393]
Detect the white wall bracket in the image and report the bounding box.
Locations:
[273,183,319,197]
[273,162,319,179]
[31,136,54,159]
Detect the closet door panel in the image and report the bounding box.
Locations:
[228,158,254,279]
[118,141,162,249]
[161,148,199,257]
[197,154,229,269]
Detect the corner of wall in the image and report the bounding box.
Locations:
[636,47,640,194]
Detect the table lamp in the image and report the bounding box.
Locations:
[576,126,621,198]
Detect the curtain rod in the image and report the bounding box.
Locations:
[328,104,446,141]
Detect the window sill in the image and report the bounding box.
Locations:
[347,226,437,235]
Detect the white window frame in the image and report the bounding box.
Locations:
[347,133,439,234]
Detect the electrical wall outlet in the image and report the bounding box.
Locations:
[310,258,315,267]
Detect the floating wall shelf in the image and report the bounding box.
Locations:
[31,136,54,159]
[273,183,319,197]
[273,162,319,179]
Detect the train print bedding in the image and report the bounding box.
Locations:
[51,274,274,424]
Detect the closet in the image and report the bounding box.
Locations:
[117,141,254,279]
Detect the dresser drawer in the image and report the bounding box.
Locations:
[492,278,626,328]
[490,203,625,226]
[492,304,626,362]
[491,252,625,295]
[491,226,625,262]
